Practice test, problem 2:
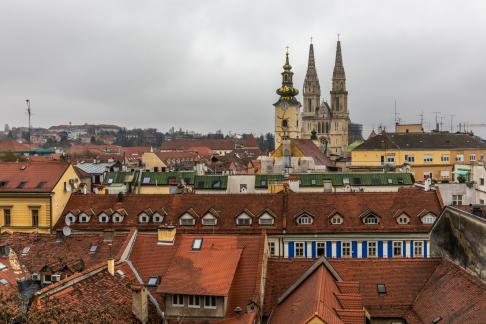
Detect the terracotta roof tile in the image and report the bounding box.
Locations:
[161,139,236,151]
[0,161,70,192]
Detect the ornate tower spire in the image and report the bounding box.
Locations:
[275,47,299,106]
[332,39,346,81]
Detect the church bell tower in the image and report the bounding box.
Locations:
[274,48,302,149]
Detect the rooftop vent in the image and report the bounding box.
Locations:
[432,317,442,323]
[377,283,387,294]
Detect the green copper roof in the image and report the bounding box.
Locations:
[140,171,195,185]
[103,172,137,185]
[194,175,228,190]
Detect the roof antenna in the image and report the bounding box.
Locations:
[25,99,32,145]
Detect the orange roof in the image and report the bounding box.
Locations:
[270,258,365,324]
[0,161,70,192]
[157,238,242,296]
[154,151,199,161]
[121,146,152,155]
[0,139,37,152]
[161,139,236,151]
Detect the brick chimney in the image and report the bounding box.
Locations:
[107,258,115,276]
[157,225,176,245]
[131,284,148,324]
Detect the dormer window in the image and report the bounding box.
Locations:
[202,213,217,226]
[258,212,274,226]
[99,213,110,224]
[363,215,379,225]
[65,213,76,225]
[112,213,124,224]
[397,214,410,225]
[236,213,252,226]
[330,214,343,225]
[421,213,437,224]
[79,213,90,223]
[296,213,313,225]
[180,213,195,226]
[138,213,150,224]
[153,212,164,224]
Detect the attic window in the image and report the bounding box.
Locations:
[153,213,164,223]
[89,245,98,254]
[331,214,343,225]
[363,215,379,225]
[142,177,151,184]
[202,213,217,226]
[147,276,159,287]
[36,181,46,189]
[258,213,274,226]
[236,213,252,226]
[397,214,410,225]
[0,262,7,271]
[0,279,8,286]
[296,213,313,225]
[21,247,30,256]
[17,181,27,189]
[421,213,437,224]
[377,283,387,294]
[79,213,90,223]
[0,181,8,187]
[138,213,150,224]
[192,238,203,250]
[180,213,195,226]
[112,213,124,223]
[99,213,110,223]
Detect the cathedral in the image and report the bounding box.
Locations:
[274,40,354,156]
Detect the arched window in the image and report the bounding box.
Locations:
[258,212,274,226]
[296,213,313,225]
[363,215,379,225]
[396,214,410,225]
[236,213,252,226]
[330,214,343,225]
[421,213,436,224]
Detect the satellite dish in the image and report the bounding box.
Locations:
[62,226,72,237]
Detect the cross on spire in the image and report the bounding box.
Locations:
[337,33,340,41]
[310,36,313,44]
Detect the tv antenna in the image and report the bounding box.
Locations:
[394,100,400,124]
[449,114,455,133]
[25,99,32,144]
[417,111,424,127]
[433,112,441,131]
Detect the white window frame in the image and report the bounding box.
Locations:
[204,296,217,309]
[258,213,274,226]
[172,294,184,307]
[470,154,477,161]
[188,295,201,308]
[414,241,423,257]
[236,214,252,226]
[393,241,402,257]
[440,154,450,162]
[202,214,217,226]
[138,213,150,224]
[112,213,124,224]
[297,214,313,225]
[386,155,395,163]
[397,215,410,225]
[368,241,377,258]
[452,195,463,206]
[331,215,343,225]
[421,214,436,224]
[440,170,450,180]
[295,242,305,258]
[456,154,464,162]
[363,215,379,225]
[180,214,196,226]
[342,241,351,258]
[268,241,276,256]
[98,213,109,224]
[316,242,326,257]
[423,154,433,163]
[152,213,164,224]
[405,154,415,163]
[78,213,90,223]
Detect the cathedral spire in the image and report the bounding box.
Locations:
[332,39,346,80]
[305,42,319,82]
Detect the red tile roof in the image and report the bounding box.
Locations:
[291,139,333,166]
[68,144,123,156]
[161,139,236,151]
[0,139,37,152]
[153,151,200,162]
[0,161,70,192]
[57,188,442,234]
[405,259,486,323]
[129,233,266,319]
[269,258,365,324]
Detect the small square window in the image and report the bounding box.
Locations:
[142,177,151,184]
[188,295,201,308]
[204,296,217,309]
[172,294,184,307]
[377,283,386,294]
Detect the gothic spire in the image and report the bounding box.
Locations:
[305,42,319,82]
[332,39,346,80]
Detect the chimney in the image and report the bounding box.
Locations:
[107,258,115,276]
[104,229,114,243]
[131,284,148,324]
[157,225,176,245]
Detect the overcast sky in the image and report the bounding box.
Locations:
[1,0,485,137]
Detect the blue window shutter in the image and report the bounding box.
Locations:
[288,241,294,259]
[312,241,316,258]
[352,241,358,258]
[378,241,383,258]
[410,240,414,257]
[424,240,428,257]
[326,241,332,258]
[304,242,308,258]
[362,241,368,258]
[336,241,341,258]
[387,240,393,258]
[403,240,406,257]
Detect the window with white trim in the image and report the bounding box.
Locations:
[296,214,313,225]
[172,294,184,307]
[78,213,90,223]
[138,213,150,224]
[423,171,433,180]
[414,241,423,257]
[295,242,305,258]
[423,154,433,163]
[180,213,195,226]
[112,213,124,224]
[236,213,252,226]
[397,214,410,225]
[317,242,325,257]
[470,154,477,161]
[440,154,450,162]
[368,241,377,257]
[393,241,402,257]
[331,214,343,225]
[452,195,463,205]
[153,212,164,223]
[204,296,217,309]
[188,295,200,308]
[456,154,464,162]
[98,213,109,223]
[268,241,276,256]
[202,213,217,226]
[363,215,379,225]
[342,242,351,258]
[405,154,415,163]
[421,213,436,224]
[258,213,274,226]
[386,155,395,163]
[440,170,450,180]
[65,213,76,225]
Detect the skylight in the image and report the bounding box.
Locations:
[0,279,8,286]
[147,276,159,287]
[116,269,125,277]
[0,262,7,271]
[89,245,98,254]
[142,177,151,184]
[377,283,386,294]
[192,238,203,251]
[107,178,113,184]
[36,181,46,189]
[21,247,30,256]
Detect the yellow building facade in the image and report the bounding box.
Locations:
[0,163,79,234]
